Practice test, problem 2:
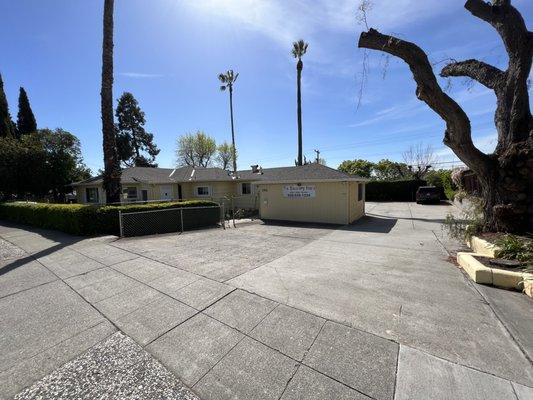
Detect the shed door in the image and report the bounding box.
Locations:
[160,186,172,200]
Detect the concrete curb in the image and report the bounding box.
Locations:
[457,252,533,292]
[466,236,500,258]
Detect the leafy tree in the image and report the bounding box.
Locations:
[216,141,236,170]
[426,169,457,200]
[358,0,532,232]
[115,92,159,167]
[17,87,37,136]
[101,0,121,203]
[218,70,239,173]
[0,129,91,201]
[373,159,409,181]
[0,73,16,138]
[292,39,308,166]
[338,159,374,178]
[176,131,217,167]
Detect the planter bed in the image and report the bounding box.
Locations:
[457,252,533,292]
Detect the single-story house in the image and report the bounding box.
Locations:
[72,163,367,224]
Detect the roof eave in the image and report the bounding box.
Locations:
[252,178,368,184]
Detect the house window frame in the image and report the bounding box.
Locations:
[358,183,364,201]
[241,182,252,195]
[123,186,138,200]
[86,187,99,203]
[195,186,211,197]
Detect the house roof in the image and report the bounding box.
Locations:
[72,164,365,186]
[238,163,366,183]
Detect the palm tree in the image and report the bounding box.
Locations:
[101,0,121,203]
[292,39,308,166]
[218,70,239,174]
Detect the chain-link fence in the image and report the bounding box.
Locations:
[118,205,223,237]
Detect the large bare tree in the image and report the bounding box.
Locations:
[101,0,121,203]
[358,0,532,233]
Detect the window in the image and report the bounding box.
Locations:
[358,183,364,201]
[241,182,252,195]
[123,187,137,199]
[86,187,99,203]
[196,186,210,196]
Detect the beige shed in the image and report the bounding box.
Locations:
[251,164,366,225]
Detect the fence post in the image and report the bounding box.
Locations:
[119,210,124,237]
[221,204,225,230]
[180,208,184,233]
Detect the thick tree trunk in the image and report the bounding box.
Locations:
[478,141,532,233]
[296,60,303,166]
[358,0,532,233]
[101,0,121,203]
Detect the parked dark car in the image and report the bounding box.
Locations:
[416,186,441,204]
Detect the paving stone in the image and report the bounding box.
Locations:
[111,257,177,283]
[512,383,533,400]
[303,321,398,400]
[280,365,370,400]
[115,295,196,345]
[204,289,277,333]
[14,332,199,400]
[94,283,164,321]
[36,248,103,279]
[65,267,139,303]
[148,267,200,296]
[0,238,26,261]
[0,259,56,298]
[75,243,138,265]
[251,304,325,361]
[394,345,517,400]
[194,337,298,400]
[0,321,116,399]
[147,313,243,387]
[171,277,234,310]
[0,280,105,374]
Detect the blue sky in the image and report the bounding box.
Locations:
[1,0,532,173]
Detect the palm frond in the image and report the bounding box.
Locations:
[220,85,227,91]
[292,39,308,58]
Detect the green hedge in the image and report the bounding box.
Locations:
[0,200,219,236]
[365,180,427,201]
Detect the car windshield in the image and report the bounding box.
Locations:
[418,187,438,194]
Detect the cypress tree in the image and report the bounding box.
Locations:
[0,73,16,138]
[17,87,37,136]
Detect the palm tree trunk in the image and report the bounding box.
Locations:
[101,0,121,203]
[296,60,303,166]
[229,86,237,173]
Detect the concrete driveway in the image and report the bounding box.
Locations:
[0,202,532,400]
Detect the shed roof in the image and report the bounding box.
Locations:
[238,163,365,183]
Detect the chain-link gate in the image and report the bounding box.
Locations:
[118,205,223,237]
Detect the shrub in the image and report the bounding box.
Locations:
[443,196,483,241]
[365,179,426,201]
[494,235,533,271]
[0,200,219,236]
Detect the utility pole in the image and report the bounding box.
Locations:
[314,149,320,164]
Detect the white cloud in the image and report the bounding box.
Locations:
[186,0,451,47]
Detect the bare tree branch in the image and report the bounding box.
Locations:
[465,0,531,67]
[358,28,490,173]
[440,59,504,90]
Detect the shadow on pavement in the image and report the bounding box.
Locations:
[0,223,85,277]
[342,215,398,234]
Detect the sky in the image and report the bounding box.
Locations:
[1,0,532,173]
